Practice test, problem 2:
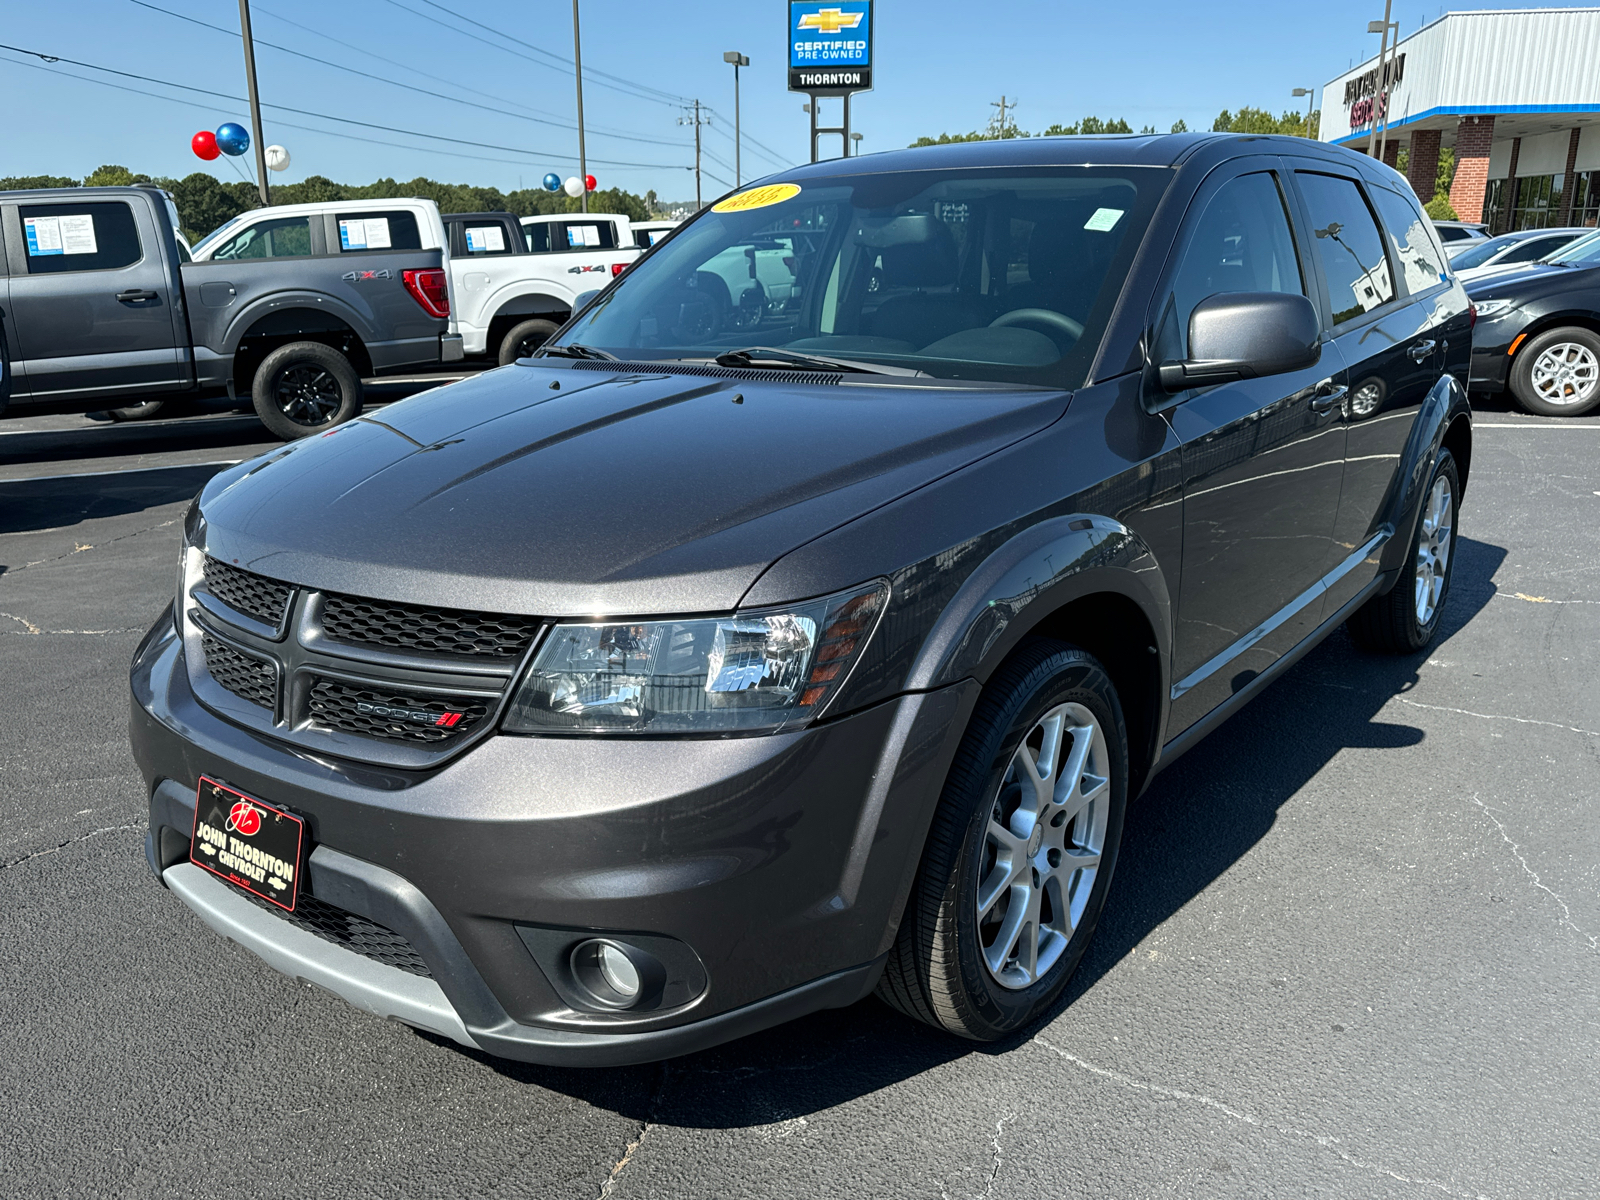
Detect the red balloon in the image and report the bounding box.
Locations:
[192,130,220,161]
[584,174,597,192]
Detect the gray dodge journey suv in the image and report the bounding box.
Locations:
[132,134,1473,1065]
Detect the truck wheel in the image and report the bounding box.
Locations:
[878,639,1128,1041]
[1509,326,1600,416]
[499,319,560,366]
[1348,449,1459,653]
[251,341,362,440]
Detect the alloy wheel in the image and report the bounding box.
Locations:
[1414,474,1454,627]
[977,701,1110,990]
[274,364,342,425]
[1529,342,1599,406]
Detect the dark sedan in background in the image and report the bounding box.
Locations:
[1466,232,1600,415]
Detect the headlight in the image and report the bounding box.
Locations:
[503,581,888,735]
[1472,298,1516,319]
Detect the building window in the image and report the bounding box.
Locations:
[1570,172,1600,228]
[1485,174,1572,233]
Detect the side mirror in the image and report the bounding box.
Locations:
[1157,291,1321,391]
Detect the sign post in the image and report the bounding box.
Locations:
[788,1,873,163]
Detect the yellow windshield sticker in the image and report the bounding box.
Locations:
[712,183,802,214]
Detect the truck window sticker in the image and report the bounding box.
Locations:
[340,217,392,251]
[466,225,506,253]
[566,224,602,248]
[24,214,98,256]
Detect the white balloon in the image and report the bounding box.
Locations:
[563,176,584,198]
[264,144,291,172]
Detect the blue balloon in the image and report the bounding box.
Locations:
[216,122,251,156]
[543,173,562,192]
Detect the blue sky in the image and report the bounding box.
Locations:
[0,1,1575,200]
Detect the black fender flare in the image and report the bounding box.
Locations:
[491,292,574,323]
[1377,372,1472,579]
[218,292,379,358]
[904,513,1174,697]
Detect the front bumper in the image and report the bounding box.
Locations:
[131,614,976,1065]
[1468,314,1523,392]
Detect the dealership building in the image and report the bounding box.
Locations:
[1320,7,1600,231]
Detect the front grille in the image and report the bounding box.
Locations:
[240,887,432,978]
[307,676,492,743]
[203,557,293,627]
[321,593,539,660]
[202,633,276,710]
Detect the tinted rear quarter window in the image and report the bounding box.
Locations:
[1369,185,1446,295]
[19,202,142,274]
[458,220,512,255]
[1297,173,1395,325]
[559,220,617,250]
[336,210,422,251]
[524,223,552,253]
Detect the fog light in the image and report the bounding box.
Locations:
[569,938,666,1010]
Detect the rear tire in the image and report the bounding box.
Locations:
[878,639,1128,1040]
[1348,449,1459,653]
[1509,326,1600,416]
[104,398,169,422]
[498,319,561,366]
[250,341,362,440]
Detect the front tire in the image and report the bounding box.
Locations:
[498,319,560,366]
[1348,448,1459,653]
[251,342,362,440]
[1509,326,1600,416]
[878,639,1128,1040]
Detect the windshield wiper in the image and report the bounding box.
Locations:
[539,342,617,361]
[711,346,926,377]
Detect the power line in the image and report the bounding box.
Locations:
[129,0,689,150]
[0,40,689,170]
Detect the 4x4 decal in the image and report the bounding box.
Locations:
[342,269,393,282]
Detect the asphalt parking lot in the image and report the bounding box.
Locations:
[2,385,1596,1199]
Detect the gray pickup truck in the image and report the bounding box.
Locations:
[0,185,460,438]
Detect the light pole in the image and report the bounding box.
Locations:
[1291,87,1315,139]
[1365,5,1395,158]
[236,0,270,205]
[572,0,588,213]
[723,52,748,187]
[850,132,863,156]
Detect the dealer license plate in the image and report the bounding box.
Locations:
[191,777,304,912]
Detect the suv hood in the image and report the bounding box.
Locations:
[1464,261,1595,296]
[198,362,1070,616]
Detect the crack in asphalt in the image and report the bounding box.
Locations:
[597,1062,670,1199]
[0,611,144,636]
[1031,1036,1497,1200]
[1473,793,1599,956]
[942,1111,1016,1200]
[0,515,179,574]
[1395,697,1600,739]
[0,823,142,873]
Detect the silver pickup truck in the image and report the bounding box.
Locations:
[0,185,460,439]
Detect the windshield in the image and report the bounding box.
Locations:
[1450,236,1512,269]
[1548,229,1600,265]
[550,167,1167,388]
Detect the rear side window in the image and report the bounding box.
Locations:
[19,202,142,274]
[1297,173,1396,325]
[458,220,511,256]
[559,220,617,250]
[1154,171,1304,362]
[1436,225,1469,242]
[1504,235,1566,264]
[1369,185,1446,295]
[336,210,422,252]
[211,216,312,261]
[524,223,552,253]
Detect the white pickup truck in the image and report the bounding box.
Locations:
[444,211,640,364]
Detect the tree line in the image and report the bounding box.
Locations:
[913,107,1322,147]
[0,165,659,243]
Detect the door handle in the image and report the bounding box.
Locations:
[116,289,159,303]
[1309,383,1348,414]
[1408,339,1437,364]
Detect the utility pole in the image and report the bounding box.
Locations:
[236,0,270,206]
[679,101,708,208]
[1292,87,1315,139]
[572,0,588,213]
[990,95,1015,139]
[723,52,748,187]
[1365,1,1394,158]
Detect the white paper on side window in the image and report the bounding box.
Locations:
[24,216,64,256]
[362,217,391,249]
[566,227,584,248]
[1083,208,1125,233]
[339,219,366,250]
[466,226,505,253]
[58,214,98,254]
[582,224,601,247]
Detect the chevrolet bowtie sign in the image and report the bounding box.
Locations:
[789,0,873,94]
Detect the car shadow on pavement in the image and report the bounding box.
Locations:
[421,535,1508,1128]
[0,463,232,535]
